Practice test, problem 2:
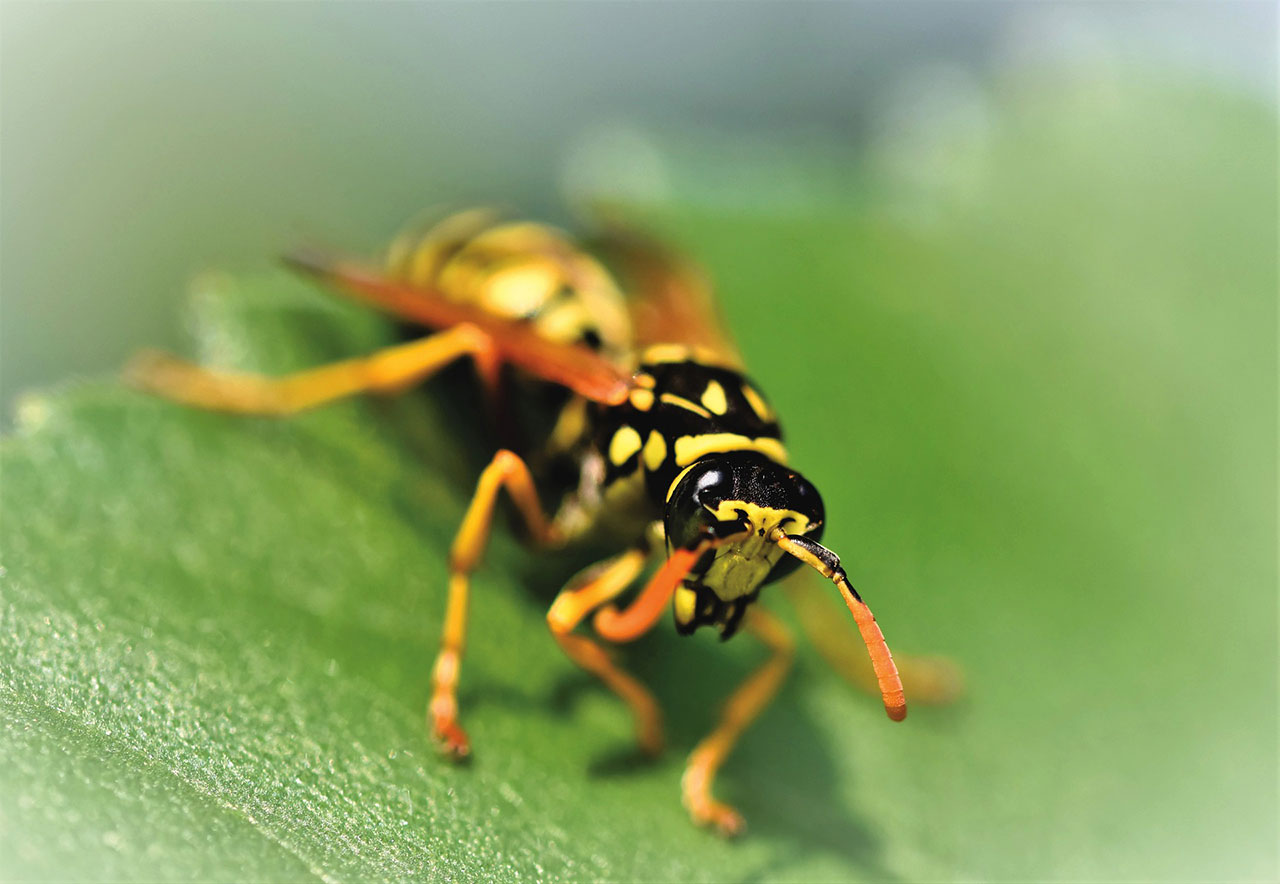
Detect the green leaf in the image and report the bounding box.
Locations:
[3,74,1275,881]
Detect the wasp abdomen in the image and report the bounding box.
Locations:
[386,210,633,361]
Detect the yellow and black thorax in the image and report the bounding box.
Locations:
[591,345,786,509]
[587,346,825,638]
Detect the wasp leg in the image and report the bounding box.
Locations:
[683,606,794,838]
[431,449,562,759]
[546,548,666,756]
[591,545,704,642]
[127,324,500,415]
[783,580,964,705]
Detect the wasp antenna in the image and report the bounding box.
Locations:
[769,530,907,721]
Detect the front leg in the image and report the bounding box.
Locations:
[546,548,665,756]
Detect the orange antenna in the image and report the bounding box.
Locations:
[769,530,907,721]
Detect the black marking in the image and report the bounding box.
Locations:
[784,534,840,572]
[784,534,860,600]
[673,580,761,640]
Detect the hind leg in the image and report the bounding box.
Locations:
[128,324,500,414]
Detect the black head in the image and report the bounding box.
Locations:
[664,452,825,635]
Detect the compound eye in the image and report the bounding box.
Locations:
[691,465,731,506]
[665,458,739,550]
[788,473,825,532]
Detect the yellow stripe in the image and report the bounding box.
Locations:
[741,384,775,422]
[664,435,789,501]
[674,586,697,626]
[660,393,712,419]
[673,433,787,467]
[640,343,737,368]
[666,462,699,502]
[640,344,693,364]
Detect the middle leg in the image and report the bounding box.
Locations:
[430,449,562,758]
[682,606,795,837]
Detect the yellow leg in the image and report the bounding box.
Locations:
[682,606,794,837]
[546,549,665,756]
[430,450,562,758]
[783,580,963,705]
[127,323,497,415]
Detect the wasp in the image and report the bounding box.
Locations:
[131,209,950,836]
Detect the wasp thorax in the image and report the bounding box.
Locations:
[665,452,825,637]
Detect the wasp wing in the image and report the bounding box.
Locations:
[589,226,744,369]
[284,250,633,406]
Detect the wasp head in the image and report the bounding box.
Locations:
[664,452,825,637]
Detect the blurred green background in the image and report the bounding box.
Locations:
[2,3,1276,882]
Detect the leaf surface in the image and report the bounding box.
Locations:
[2,76,1275,882]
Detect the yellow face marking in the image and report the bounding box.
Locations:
[673,434,788,468]
[629,388,655,411]
[674,586,697,625]
[700,500,811,600]
[701,550,780,600]
[741,384,775,422]
[659,393,712,419]
[709,500,810,535]
[700,380,728,416]
[608,425,643,466]
[634,372,656,389]
[643,430,667,470]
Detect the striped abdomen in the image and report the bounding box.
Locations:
[386,209,633,362]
